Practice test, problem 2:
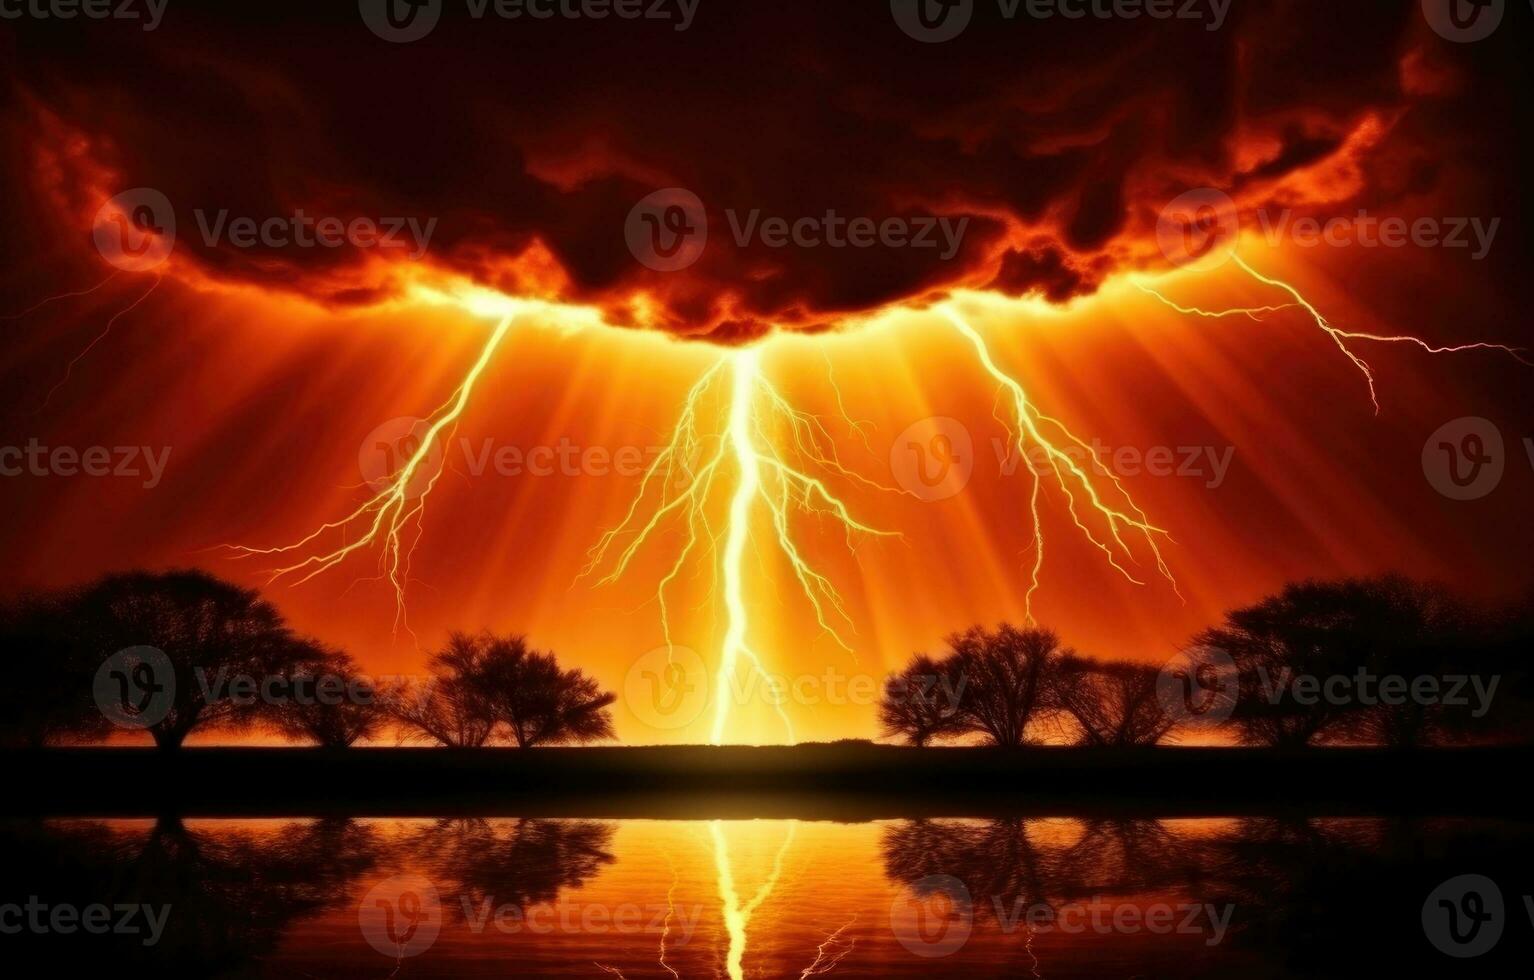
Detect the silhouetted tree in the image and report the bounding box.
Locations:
[468,632,617,746]
[1053,654,1177,747]
[1199,575,1479,748]
[947,624,1064,747]
[68,570,310,750]
[268,643,383,747]
[879,653,968,746]
[0,592,108,747]
[385,642,498,747]
[388,632,615,747]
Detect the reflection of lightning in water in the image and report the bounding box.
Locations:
[225,313,516,636]
[583,347,897,745]
[798,918,857,978]
[1136,253,1533,414]
[944,310,1179,622]
[711,820,796,980]
[657,852,683,980]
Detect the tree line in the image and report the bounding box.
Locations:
[3,568,1530,751]
[0,569,615,750]
[879,575,1533,749]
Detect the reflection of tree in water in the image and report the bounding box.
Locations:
[408,817,617,919]
[1052,818,1212,899]
[1,816,379,974]
[881,818,1055,920]
[883,817,1212,919]
[1195,817,1534,977]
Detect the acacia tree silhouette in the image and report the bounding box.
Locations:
[878,653,968,747]
[268,643,383,748]
[69,569,310,750]
[1052,655,1178,747]
[1199,575,1479,748]
[948,624,1064,747]
[389,632,615,747]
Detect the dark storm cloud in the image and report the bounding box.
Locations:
[0,1,1446,341]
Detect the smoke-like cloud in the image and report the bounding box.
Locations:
[0,0,1488,342]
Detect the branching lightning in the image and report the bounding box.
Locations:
[225,313,517,636]
[582,346,899,745]
[943,309,1180,622]
[1135,252,1533,414]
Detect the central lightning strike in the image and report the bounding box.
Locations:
[583,346,898,745]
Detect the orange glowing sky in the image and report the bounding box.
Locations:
[3,2,1531,744]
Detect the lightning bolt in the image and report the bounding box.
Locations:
[710,820,796,980]
[225,312,516,636]
[583,345,897,745]
[943,309,1179,622]
[1136,252,1533,414]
